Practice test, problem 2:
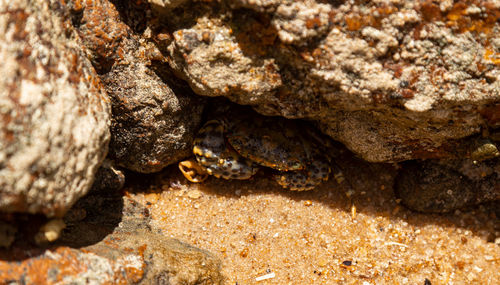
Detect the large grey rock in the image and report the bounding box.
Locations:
[0,0,111,217]
[160,0,500,162]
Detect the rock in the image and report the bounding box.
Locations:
[102,65,204,173]
[0,246,148,284]
[164,4,283,106]
[0,191,223,284]
[89,160,126,193]
[0,0,111,217]
[469,138,500,161]
[72,0,205,173]
[0,234,223,284]
[160,0,500,162]
[34,219,66,245]
[271,1,333,44]
[395,158,500,213]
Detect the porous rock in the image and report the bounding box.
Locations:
[271,1,333,44]
[161,0,500,162]
[0,0,111,217]
[72,0,204,173]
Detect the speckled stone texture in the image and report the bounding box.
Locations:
[70,0,204,173]
[159,0,500,162]
[0,0,111,217]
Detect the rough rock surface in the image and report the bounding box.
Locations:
[70,0,204,173]
[396,158,500,213]
[159,0,500,162]
[0,0,111,217]
[0,221,17,248]
[0,193,223,284]
[89,160,126,193]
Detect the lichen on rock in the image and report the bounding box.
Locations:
[0,0,111,217]
[158,0,500,163]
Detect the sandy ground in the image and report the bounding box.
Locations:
[128,155,499,284]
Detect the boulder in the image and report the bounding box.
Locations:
[71,0,204,173]
[0,0,111,217]
[161,0,500,162]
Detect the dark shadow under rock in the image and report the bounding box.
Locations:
[0,190,223,284]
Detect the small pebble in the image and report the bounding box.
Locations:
[187,190,202,199]
[317,258,328,267]
[342,260,352,266]
[34,219,66,244]
[240,247,249,257]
